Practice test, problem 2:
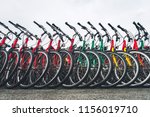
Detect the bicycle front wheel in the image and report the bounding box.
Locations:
[63,50,90,88]
[102,52,127,87]
[19,50,49,88]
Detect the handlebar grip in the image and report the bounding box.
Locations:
[87,21,92,26]
[99,23,106,31]
[137,22,145,30]
[46,22,56,31]
[0,22,9,29]
[65,22,70,27]
[0,22,4,26]
[108,23,117,32]
[8,21,17,27]
[117,25,127,32]
[33,21,42,28]
[77,22,81,26]
[65,22,73,29]
[77,22,82,27]
[133,21,137,26]
[133,21,137,27]
[108,23,113,28]
[99,23,104,28]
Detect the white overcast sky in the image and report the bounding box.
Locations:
[0,0,149,41]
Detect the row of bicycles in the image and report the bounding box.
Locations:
[0,21,150,89]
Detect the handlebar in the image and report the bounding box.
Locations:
[0,22,22,40]
[46,22,64,42]
[0,22,15,35]
[98,23,111,42]
[87,21,102,39]
[133,22,141,41]
[77,22,93,38]
[133,22,140,30]
[52,23,71,41]
[33,21,51,38]
[137,22,148,35]
[8,21,27,38]
[137,22,149,40]
[65,22,82,41]
[117,25,134,42]
[16,23,36,40]
[108,23,122,42]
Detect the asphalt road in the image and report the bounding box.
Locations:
[0,88,150,100]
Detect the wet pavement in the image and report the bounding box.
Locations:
[0,88,150,100]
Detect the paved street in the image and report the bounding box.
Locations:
[0,88,150,100]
